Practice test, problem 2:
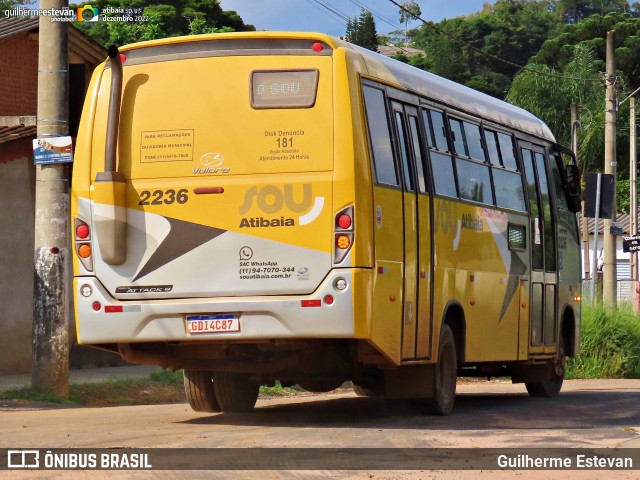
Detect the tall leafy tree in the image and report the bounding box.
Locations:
[399,0,421,46]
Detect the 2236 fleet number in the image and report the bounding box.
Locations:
[138,189,189,206]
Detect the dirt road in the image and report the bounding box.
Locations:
[1,379,639,479]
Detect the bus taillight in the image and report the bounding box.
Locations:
[74,218,94,272]
[334,206,353,264]
[78,244,92,258]
[76,223,90,239]
[337,214,352,229]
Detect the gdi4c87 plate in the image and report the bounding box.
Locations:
[186,314,240,334]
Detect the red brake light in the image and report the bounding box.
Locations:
[120,53,127,64]
[76,224,90,239]
[312,42,323,53]
[338,214,352,229]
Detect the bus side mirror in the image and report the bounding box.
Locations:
[565,164,581,213]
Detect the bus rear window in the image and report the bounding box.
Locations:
[251,70,319,109]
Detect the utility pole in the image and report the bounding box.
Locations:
[630,96,639,311]
[631,96,637,286]
[603,30,618,308]
[572,104,589,281]
[32,0,70,395]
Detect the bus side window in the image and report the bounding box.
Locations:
[408,115,427,193]
[463,122,485,162]
[456,158,492,204]
[453,119,492,205]
[394,110,415,192]
[422,108,457,198]
[485,130,526,212]
[485,130,501,166]
[362,86,399,186]
[550,154,569,210]
[449,118,467,156]
[425,109,448,152]
[498,133,518,170]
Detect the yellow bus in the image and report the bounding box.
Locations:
[72,32,582,415]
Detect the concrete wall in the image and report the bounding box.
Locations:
[0,156,35,374]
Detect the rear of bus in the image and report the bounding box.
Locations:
[71,33,370,401]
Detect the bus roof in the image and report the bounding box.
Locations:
[348,45,556,142]
[114,31,555,143]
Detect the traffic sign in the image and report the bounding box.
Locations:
[622,235,640,252]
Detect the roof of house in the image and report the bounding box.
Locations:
[578,213,632,235]
[0,17,106,64]
[377,45,425,58]
[0,124,36,146]
[0,17,38,41]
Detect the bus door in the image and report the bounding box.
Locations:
[521,145,558,354]
[362,84,404,362]
[391,102,429,361]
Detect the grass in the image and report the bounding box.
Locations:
[0,374,186,407]
[0,370,301,407]
[259,381,300,396]
[566,304,640,379]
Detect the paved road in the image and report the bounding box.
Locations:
[1,379,639,479]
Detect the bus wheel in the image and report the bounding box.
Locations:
[183,370,221,413]
[212,372,259,412]
[425,324,457,416]
[525,334,565,398]
[298,378,344,393]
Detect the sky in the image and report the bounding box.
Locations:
[219,0,496,37]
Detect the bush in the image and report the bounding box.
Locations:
[566,305,640,379]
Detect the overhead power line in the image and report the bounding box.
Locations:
[386,0,601,83]
[344,0,401,30]
[305,0,351,23]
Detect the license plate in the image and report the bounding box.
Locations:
[186,314,240,334]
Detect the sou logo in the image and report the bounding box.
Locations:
[239,184,324,227]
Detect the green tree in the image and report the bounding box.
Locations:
[555,0,629,23]
[399,0,421,46]
[531,12,640,90]
[358,9,378,51]
[412,0,561,97]
[70,0,255,47]
[345,9,379,51]
[0,0,29,14]
[507,44,632,208]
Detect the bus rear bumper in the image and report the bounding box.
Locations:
[74,269,362,344]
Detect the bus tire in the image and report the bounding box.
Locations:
[183,370,221,413]
[212,372,259,412]
[525,333,565,398]
[425,324,457,416]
